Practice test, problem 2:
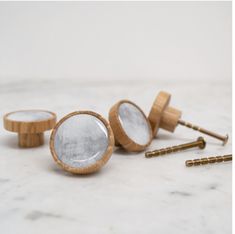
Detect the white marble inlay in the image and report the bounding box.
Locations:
[118,103,151,145]
[7,111,53,122]
[53,114,109,169]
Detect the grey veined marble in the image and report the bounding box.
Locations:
[118,103,151,145]
[53,114,109,168]
[7,111,53,122]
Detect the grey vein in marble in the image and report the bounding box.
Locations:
[0,178,10,183]
[26,211,62,221]
[54,114,109,168]
[7,111,53,122]
[118,103,151,145]
[170,191,192,197]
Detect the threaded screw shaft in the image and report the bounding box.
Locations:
[145,137,206,158]
[185,154,232,167]
[178,120,228,145]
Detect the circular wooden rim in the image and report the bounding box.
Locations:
[3,110,57,133]
[148,91,171,136]
[50,111,114,174]
[109,100,153,152]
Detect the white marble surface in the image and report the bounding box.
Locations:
[0,79,232,234]
[118,102,152,145]
[6,110,53,122]
[53,113,109,169]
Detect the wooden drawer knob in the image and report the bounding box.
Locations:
[109,100,153,152]
[3,110,56,148]
[50,111,114,174]
[148,91,182,135]
[148,91,228,145]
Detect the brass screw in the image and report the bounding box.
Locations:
[178,120,228,145]
[145,137,206,158]
[185,154,232,167]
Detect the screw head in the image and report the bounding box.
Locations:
[197,137,206,149]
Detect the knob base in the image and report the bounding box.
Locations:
[18,133,44,148]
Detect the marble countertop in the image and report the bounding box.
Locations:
[0,79,232,234]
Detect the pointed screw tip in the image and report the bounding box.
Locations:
[185,160,193,167]
[222,134,229,146]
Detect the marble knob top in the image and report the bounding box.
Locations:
[6,110,54,122]
[109,100,153,152]
[50,111,114,174]
[118,102,152,145]
[3,110,57,133]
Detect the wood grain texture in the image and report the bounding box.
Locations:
[50,111,114,175]
[109,100,153,152]
[148,91,182,135]
[18,133,44,148]
[148,91,171,135]
[160,106,182,132]
[3,110,56,148]
[4,110,56,134]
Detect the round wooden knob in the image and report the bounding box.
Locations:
[50,111,114,174]
[3,110,57,148]
[109,100,153,152]
[148,91,182,135]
